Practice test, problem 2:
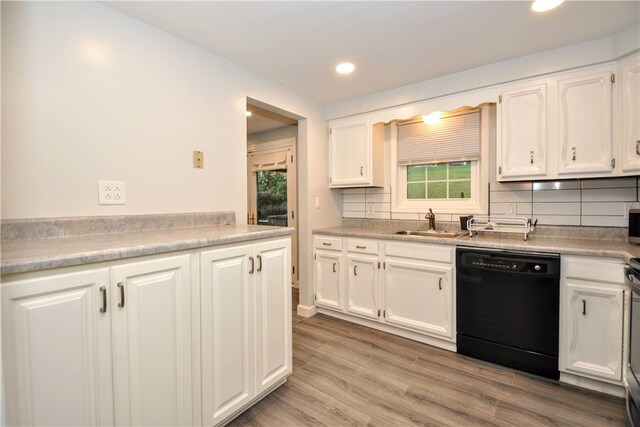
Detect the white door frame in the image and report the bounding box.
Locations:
[247,138,298,285]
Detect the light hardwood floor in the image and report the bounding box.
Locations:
[231,312,628,426]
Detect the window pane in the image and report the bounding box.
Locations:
[256,169,288,226]
[427,182,447,199]
[449,180,471,199]
[426,163,447,181]
[407,182,426,199]
[449,161,471,180]
[407,165,425,182]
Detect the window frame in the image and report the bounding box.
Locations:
[390,106,492,215]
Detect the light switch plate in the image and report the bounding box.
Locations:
[99,180,126,205]
[193,150,204,168]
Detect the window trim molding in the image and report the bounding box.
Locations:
[390,106,493,215]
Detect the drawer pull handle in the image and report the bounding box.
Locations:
[582,299,586,315]
[100,286,107,313]
[117,282,125,308]
[356,245,367,249]
[354,265,358,276]
[249,256,255,274]
[332,262,336,273]
[323,242,332,246]
[438,278,442,290]
[257,255,262,272]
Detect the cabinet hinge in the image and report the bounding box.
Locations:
[292,266,295,275]
[611,73,616,84]
[329,128,332,135]
[377,309,381,317]
[314,253,316,260]
[498,166,503,175]
[383,262,386,270]
[377,261,381,269]
[498,95,502,104]
[291,154,294,163]
[611,158,616,169]
[291,210,295,219]
[314,294,317,301]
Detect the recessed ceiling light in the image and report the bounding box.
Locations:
[531,0,564,12]
[336,62,355,75]
[245,111,252,117]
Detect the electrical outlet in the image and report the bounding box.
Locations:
[624,202,640,219]
[506,203,516,215]
[99,180,126,205]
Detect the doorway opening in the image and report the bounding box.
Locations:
[246,100,300,300]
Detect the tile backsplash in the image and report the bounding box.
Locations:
[490,177,638,227]
[342,177,639,227]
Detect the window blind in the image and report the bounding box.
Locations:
[397,110,480,165]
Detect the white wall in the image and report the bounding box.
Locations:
[1,1,342,307]
[247,126,298,145]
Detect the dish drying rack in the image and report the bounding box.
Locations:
[467,215,537,241]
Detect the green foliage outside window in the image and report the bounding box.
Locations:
[407,162,471,200]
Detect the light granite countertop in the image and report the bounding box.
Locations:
[2,224,294,275]
[314,225,640,262]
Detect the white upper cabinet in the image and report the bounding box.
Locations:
[620,55,640,173]
[557,69,614,176]
[329,119,384,188]
[497,82,549,179]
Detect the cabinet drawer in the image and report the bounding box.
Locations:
[563,256,624,284]
[314,236,343,251]
[347,239,379,255]
[385,241,454,264]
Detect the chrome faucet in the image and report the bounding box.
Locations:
[425,208,436,230]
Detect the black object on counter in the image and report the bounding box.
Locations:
[459,215,473,231]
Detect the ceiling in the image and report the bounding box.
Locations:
[247,104,297,135]
[106,1,640,105]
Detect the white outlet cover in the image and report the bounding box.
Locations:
[99,180,126,205]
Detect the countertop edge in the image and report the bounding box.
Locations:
[312,227,638,263]
[2,226,293,276]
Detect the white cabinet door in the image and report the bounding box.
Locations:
[558,70,614,175]
[329,120,370,187]
[111,254,192,427]
[383,258,454,340]
[621,56,640,173]
[201,245,254,426]
[314,250,343,311]
[497,82,549,179]
[346,254,379,320]
[1,269,113,427]
[561,282,624,382]
[254,239,292,395]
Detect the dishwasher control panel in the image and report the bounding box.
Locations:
[470,258,547,273]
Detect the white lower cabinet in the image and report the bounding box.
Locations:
[2,236,291,427]
[2,254,192,427]
[314,235,455,346]
[346,253,379,320]
[200,238,291,426]
[111,255,192,426]
[560,256,627,385]
[384,257,453,340]
[2,269,113,427]
[314,251,343,310]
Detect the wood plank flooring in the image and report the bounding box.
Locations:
[231,311,628,426]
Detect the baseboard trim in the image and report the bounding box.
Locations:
[317,308,456,352]
[560,372,626,398]
[297,304,318,318]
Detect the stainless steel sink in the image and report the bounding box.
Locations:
[395,230,463,238]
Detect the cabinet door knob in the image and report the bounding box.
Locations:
[249,256,255,274]
[257,255,263,272]
[117,282,125,308]
[99,286,107,313]
[332,262,336,273]
[582,299,586,315]
[360,166,364,176]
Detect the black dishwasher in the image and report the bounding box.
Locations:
[456,247,560,379]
